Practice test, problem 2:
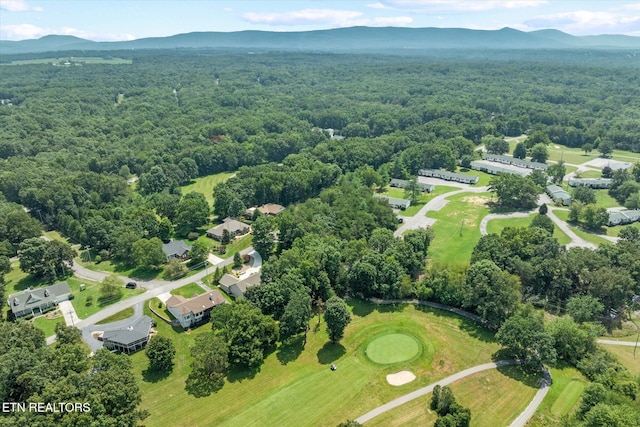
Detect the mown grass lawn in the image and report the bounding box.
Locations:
[32,314,65,337]
[170,283,204,299]
[95,307,135,325]
[381,185,458,217]
[485,215,572,245]
[457,169,493,186]
[180,171,236,207]
[594,189,622,209]
[575,169,603,178]
[527,365,587,427]
[368,365,539,427]
[69,276,145,319]
[608,221,640,237]
[132,300,501,427]
[552,209,613,245]
[77,254,163,280]
[426,192,493,267]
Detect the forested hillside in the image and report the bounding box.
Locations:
[1,48,640,427]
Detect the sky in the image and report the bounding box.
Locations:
[1,0,640,41]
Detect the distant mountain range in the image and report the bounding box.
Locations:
[2,26,639,55]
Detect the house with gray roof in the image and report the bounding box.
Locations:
[546,185,572,206]
[470,161,528,176]
[166,290,227,328]
[219,272,262,299]
[568,178,612,189]
[375,195,411,210]
[418,169,479,184]
[102,315,154,354]
[206,218,250,241]
[7,282,71,319]
[607,209,640,226]
[482,154,548,171]
[389,178,434,193]
[162,239,192,261]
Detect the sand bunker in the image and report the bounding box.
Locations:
[387,371,416,386]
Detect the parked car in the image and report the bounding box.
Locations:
[125,282,137,289]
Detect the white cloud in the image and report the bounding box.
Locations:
[0,0,42,12]
[0,24,135,41]
[242,8,413,28]
[242,9,362,26]
[381,0,547,12]
[367,2,389,9]
[224,7,232,12]
[524,10,640,35]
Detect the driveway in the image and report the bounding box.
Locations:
[58,300,81,327]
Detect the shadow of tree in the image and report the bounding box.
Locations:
[317,341,346,365]
[185,369,225,397]
[226,364,260,383]
[142,366,172,383]
[496,363,542,388]
[277,335,305,365]
[347,299,374,317]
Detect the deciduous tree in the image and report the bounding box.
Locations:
[145,336,176,371]
[324,296,351,343]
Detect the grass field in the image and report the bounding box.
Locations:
[594,189,622,209]
[485,215,573,245]
[181,172,236,207]
[96,307,135,325]
[527,366,586,427]
[170,283,204,299]
[365,332,422,364]
[426,192,493,267]
[575,170,603,178]
[131,300,501,427]
[382,186,458,217]
[367,365,538,427]
[457,169,493,186]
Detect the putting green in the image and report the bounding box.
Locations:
[365,333,422,364]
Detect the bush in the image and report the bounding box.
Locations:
[218,245,226,254]
[99,249,110,260]
[94,255,102,264]
[242,254,251,263]
[187,232,200,241]
[85,295,93,306]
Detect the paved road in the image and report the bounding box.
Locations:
[509,367,551,427]
[355,360,519,424]
[47,247,257,344]
[394,186,489,237]
[479,210,536,236]
[546,208,596,249]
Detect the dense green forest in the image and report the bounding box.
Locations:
[1,49,640,426]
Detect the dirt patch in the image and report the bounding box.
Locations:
[45,309,63,320]
[387,370,416,386]
[460,196,489,206]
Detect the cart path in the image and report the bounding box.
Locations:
[355,360,521,424]
[597,339,639,347]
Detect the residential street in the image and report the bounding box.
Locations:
[47,247,257,344]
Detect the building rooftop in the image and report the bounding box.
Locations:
[102,315,153,346]
[7,281,70,315]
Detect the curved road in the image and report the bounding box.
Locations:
[394,185,489,237]
[46,247,258,344]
